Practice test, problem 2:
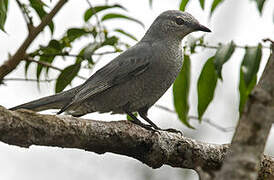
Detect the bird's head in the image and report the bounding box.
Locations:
[143,10,211,41]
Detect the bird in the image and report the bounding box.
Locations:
[10,10,211,131]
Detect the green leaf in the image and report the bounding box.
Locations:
[127,112,138,121]
[67,28,89,42]
[273,11,274,24]
[48,39,62,51]
[0,0,8,32]
[36,54,55,80]
[238,44,262,114]
[149,0,153,8]
[24,60,31,78]
[238,69,257,114]
[197,56,218,120]
[101,13,144,28]
[213,41,235,80]
[179,0,190,11]
[79,43,99,64]
[173,55,192,128]
[199,0,205,9]
[84,4,126,22]
[241,44,262,86]
[210,0,224,16]
[102,36,119,46]
[55,63,81,93]
[114,28,137,41]
[254,0,266,15]
[29,0,54,34]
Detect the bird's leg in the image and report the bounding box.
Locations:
[125,111,155,131]
[138,111,160,130]
[139,108,183,135]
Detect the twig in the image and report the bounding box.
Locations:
[194,42,270,50]
[0,0,68,82]
[25,56,87,80]
[154,104,234,132]
[15,0,34,31]
[3,78,55,82]
[26,56,62,71]
[188,116,234,132]
[263,38,274,44]
[86,0,104,43]
[30,51,119,58]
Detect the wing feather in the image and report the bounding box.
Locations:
[58,45,152,114]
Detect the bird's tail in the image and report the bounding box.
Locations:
[9,86,80,112]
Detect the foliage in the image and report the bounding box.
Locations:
[197,56,218,120]
[239,44,262,114]
[173,55,192,127]
[0,0,8,31]
[178,0,267,16]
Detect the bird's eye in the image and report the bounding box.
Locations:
[175,17,184,25]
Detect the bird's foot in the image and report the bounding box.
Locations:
[130,119,157,132]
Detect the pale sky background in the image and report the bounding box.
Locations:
[0,0,274,180]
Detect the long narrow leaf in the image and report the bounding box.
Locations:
[114,28,138,41]
[84,4,126,22]
[241,44,262,86]
[238,44,262,114]
[173,55,192,127]
[55,63,81,93]
[238,70,257,114]
[102,13,144,28]
[0,0,8,32]
[149,0,153,8]
[210,0,224,16]
[67,28,90,42]
[197,56,218,120]
[29,0,54,34]
[179,0,190,11]
[213,41,235,80]
[199,0,205,9]
[255,0,266,15]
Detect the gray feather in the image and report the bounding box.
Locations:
[10,86,80,111]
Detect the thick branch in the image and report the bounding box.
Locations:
[0,106,273,179]
[0,0,68,81]
[216,43,274,179]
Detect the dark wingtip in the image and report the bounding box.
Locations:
[57,102,72,115]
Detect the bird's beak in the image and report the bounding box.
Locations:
[196,24,211,32]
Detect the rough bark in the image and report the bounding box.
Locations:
[0,106,273,179]
[215,43,274,179]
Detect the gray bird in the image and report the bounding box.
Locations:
[10,10,211,130]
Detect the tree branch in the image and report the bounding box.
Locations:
[154,104,234,132]
[0,0,68,82]
[25,56,86,80]
[215,42,274,179]
[2,77,55,82]
[0,106,273,179]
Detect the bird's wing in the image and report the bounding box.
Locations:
[58,44,152,113]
